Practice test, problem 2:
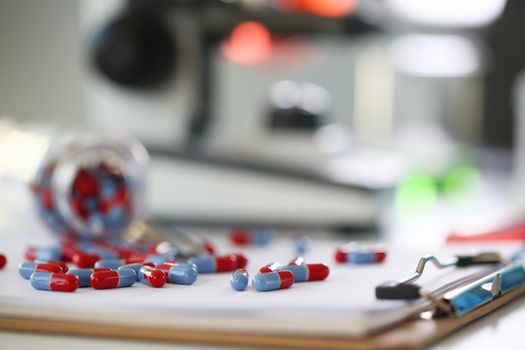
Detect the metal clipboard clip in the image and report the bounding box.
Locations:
[375,252,525,317]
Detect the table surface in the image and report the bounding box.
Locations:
[0,156,523,349]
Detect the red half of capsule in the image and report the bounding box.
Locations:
[36,263,63,274]
[50,273,80,292]
[334,249,347,263]
[306,263,329,281]
[216,255,238,272]
[46,260,68,273]
[374,251,386,262]
[260,262,281,273]
[232,253,248,269]
[143,269,166,288]
[0,254,7,269]
[229,229,251,245]
[114,247,137,259]
[90,270,119,289]
[73,252,100,268]
[277,270,294,289]
[155,263,171,278]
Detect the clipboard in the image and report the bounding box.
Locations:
[1,253,524,350]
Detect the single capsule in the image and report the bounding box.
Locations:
[0,253,6,269]
[230,269,249,291]
[118,262,155,277]
[334,242,386,264]
[232,253,248,269]
[19,262,63,279]
[288,256,305,266]
[188,254,237,273]
[278,263,329,282]
[157,263,198,285]
[137,266,166,288]
[25,246,62,261]
[252,271,294,292]
[67,268,111,287]
[90,267,136,289]
[259,262,281,273]
[229,228,273,246]
[35,260,68,273]
[30,272,79,292]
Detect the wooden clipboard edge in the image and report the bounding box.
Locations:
[1,284,524,350]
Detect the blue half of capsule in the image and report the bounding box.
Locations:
[187,256,215,273]
[118,263,144,278]
[347,251,374,264]
[167,263,198,285]
[67,268,93,287]
[145,254,174,265]
[230,269,249,291]
[95,259,123,270]
[278,265,308,282]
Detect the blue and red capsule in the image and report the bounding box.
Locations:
[90,268,136,289]
[30,272,80,292]
[335,242,386,264]
[252,270,294,292]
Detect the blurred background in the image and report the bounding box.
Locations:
[1,0,525,242]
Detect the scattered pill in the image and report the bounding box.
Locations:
[19,262,63,279]
[85,247,118,259]
[30,272,79,292]
[138,266,166,288]
[94,259,125,270]
[335,242,386,264]
[230,269,249,291]
[278,263,329,282]
[188,254,237,273]
[90,268,136,289]
[157,263,198,285]
[67,268,112,287]
[229,228,273,246]
[252,271,294,292]
[259,262,281,273]
[24,246,62,261]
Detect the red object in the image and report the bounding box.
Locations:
[334,249,347,263]
[374,251,386,263]
[221,21,271,65]
[229,229,251,246]
[277,270,294,289]
[447,222,525,243]
[43,260,68,273]
[155,263,171,277]
[260,262,281,273]
[40,189,54,209]
[305,263,330,281]
[73,169,100,196]
[215,255,238,272]
[24,246,37,261]
[201,240,215,254]
[73,252,100,268]
[90,270,120,289]
[113,247,136,259]
[35,263,63,274]
[288,256,304,266]
[0,254,6,269]
[232,253,248,269]
[49,273,80,292]
[140,268,166,288]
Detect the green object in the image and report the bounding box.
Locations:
[395,173,438,218]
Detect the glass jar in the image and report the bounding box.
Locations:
[31,131,149,240]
